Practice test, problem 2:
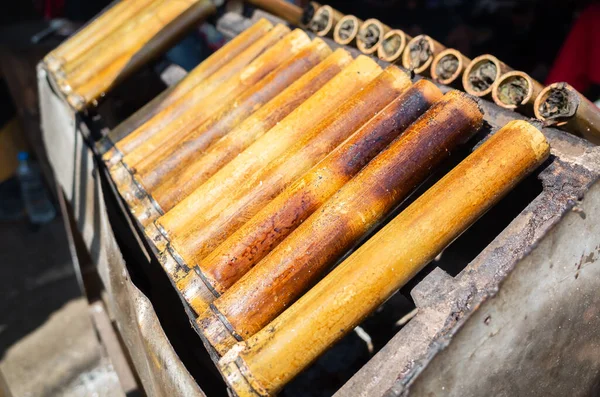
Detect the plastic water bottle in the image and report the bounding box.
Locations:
[16,152,56,224]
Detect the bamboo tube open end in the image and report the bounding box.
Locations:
[311,5,334,37]
[334,15,361,45]
[198,308,240,356]
[402,35,436,75]
[357,19,387,55]
[145,221,169,253]
[462,54,503,97]
[377,30,408,63]
[492,71,535,110]
[300,2,320,28]
[534,82,579,125]
[431,49,466,85]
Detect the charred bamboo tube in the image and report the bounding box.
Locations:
[199,90,484,355]
[491,71,543,115]
[534,82,600,144]
[62,0,216,98]
[114,28,310,207]
[401,34,446,77]
[300,2,321,29]
[150,56,382,282]
[45,0,157,72]
[310,5,344,38]
[333,15,363,46]
[357,19,390,55]
[175,66,411,308]
[430,48,470,87]
[245,0,303,25]
[144,49,353,220]
[129,39,332,225]
[463,54,512,98]
[377,29,412,63]
[98,19,275,159]
[186,80,442,314]
[220,120,550,396]
[104,21,284,169]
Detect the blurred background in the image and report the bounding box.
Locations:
[0,0,597,395]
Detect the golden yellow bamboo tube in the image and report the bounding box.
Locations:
[150,56,382,282]
[430,48,470,87]
[99,18,274,161]
[401,34,446,77]
[333,15,363,46]
[104,20,280,167]
[145,49,353,219]
[377,29,412,63]
[310,5,344,38]
[45,0,157,72]
[199,90,484,356]
[534,82,600,144]
[128,39,332,225]
[462,54,512,98]
[185,80,443,314]
[220,120,550,396]
[356,19,390,55]
[246,0,304,25]
[300,2,321,29]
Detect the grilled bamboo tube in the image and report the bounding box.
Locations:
[139,49,353,223]
[63,0,217,108]
[463,54,512,98]
[199,90,484,355]
[401,34,446,77]
[220,120,550,396]
[357,19,390,55]
[129,39,332,225]
[492,71,543,115]
[300,2,321,29]
[310,5,344,38]
[377,29,412,63]
[116,28,310,208]
[98,19,275,160]
[185,80,443,314]
[246,0,303,25]
[45,0,157,72]
[103,21,282,168]
[534,82,600,144]
[333,15,363,46]
[149,56,383,282]
[430,48,470,87]
[174,66,411,306]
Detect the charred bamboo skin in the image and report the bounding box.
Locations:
[246,0,303,25]
[117,24,293,171]
[98,18,274,158]
[190,80,442,313]
[202,90,484,354]
[462,54,512,98]
[222,121,550,396]
[133,39,331,198]
[174,67,411,308]
[155,56,383,257]
[149,49,353,214]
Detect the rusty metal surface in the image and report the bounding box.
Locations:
[38,65,206,397]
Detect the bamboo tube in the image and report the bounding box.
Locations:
[463,54,512,98]
[534,82,600,144]
[45,0,158,72]
[104,21,283,168]
[246,0,303,25]
[220,120,550,396]
[310,5,344,38]
[174,66,411,307]
[62,0,215,93]
[300,2,321,29]
[129,39,332,225]
[98,19,274,160]
[199,90,484,355]
[357,19,390,55]
[430,48,470,87]
[333,15,363,46]
[114,28,309,207]
[143,48,353,221]
[185,80,443,314]
[150,56,382,282]
[491,71,543,115]
[377,29,412,63]
[401,34,446,77]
